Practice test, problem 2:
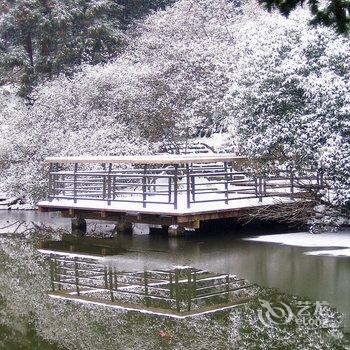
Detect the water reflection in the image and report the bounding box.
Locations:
[45,252,255,317]
[38,230,350,332]
[0,213,349,349]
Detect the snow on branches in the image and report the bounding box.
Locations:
[0,0,348,221]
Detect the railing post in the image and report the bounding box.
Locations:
[142,164,147,208]
[113,268,118,290]
[49,254,55,291]
[102,163,106,200]
[109,267,114,302]
[318,167,324,188]
[144,271,149,307]
[290,168,294,199]
[48,163,53,202]
[193,271,197,298]
[187,270,192,312]
[54,257,61,291]
[224,162,229,204]
[73,163,78,203]
[186,163,191,208]
[107,163,112,205]
[226,274,230,302]
[104,266,108,289]
[169,272,174,299]
[168,177,172,203]
[175,269,180,312]
[191,175,196,202]
[174,165,178,210]
[259,177,263,202]
[254,176,258,198]
[74,257,80,296]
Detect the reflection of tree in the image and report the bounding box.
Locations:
[0,228,347,350]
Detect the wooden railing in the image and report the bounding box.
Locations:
[47,160,324,209]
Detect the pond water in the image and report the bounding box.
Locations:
[0,211,349,349]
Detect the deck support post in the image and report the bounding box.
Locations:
[149,225,167,234]
[168,225,185,237]
[71,217,87,235]
[115,221,133,235]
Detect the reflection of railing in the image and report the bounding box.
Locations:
[49,255,254,314]
[47,158,325,209]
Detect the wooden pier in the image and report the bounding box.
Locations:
[37,154,322,234]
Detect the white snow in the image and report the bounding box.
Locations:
[245,231,350,257]
[37,195,294,216]
[49,293,243,319]
[305,248,350,257]
[46,153,245,165]
[37,249,103,260]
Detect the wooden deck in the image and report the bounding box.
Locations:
[37,154,323,232]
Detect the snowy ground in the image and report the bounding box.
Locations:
[245,231,350,257]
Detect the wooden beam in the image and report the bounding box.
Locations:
[45,154,248,165]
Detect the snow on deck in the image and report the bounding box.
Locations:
[37,195,292,216]
[46,153,247,165]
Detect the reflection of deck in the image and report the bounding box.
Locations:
[46,254,255,318]
[37,154,323,231]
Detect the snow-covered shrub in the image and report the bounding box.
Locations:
[0,0,348,223]
[222,8,350,222]
[0,82,153,201]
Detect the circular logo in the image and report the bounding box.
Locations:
[258,299,294,326]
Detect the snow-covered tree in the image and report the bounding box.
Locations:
[222,11,350,220]
[0,0,348,224]
[0,0,176,96]
[259,0,350,34]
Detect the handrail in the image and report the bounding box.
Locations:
[46,153,247,165]
[46,159,324,209]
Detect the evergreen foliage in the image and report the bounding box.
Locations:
[0,0,175,96]
[259,0,350,34]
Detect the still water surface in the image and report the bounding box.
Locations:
[0,211,349,349]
